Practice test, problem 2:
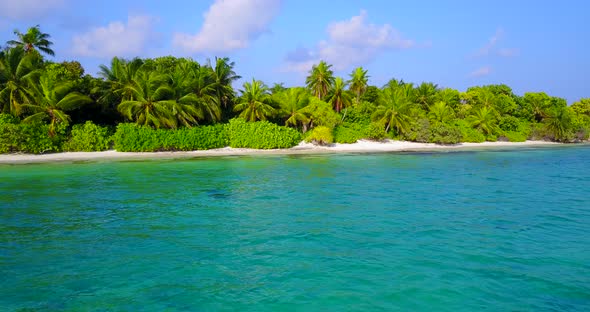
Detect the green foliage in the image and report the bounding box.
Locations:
[113,123,229,152]
[366,122,387,141]
[0,122,65,153]
[430,123,462,144]
[64,121,112,151]
[403,118,431,143]
[501,131,528,142]
[456,120,486,143]
[0,113,19,125]
[306,97,340,129]
[333,123,364,143]
[305,126,333,145]
[228,118,301,149]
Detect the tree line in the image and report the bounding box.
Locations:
[1,26,590,153]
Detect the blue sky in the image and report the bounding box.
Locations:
[1,0,588,103]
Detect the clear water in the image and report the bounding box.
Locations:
[1,146,590,311]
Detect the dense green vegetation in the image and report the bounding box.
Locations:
[1,26,589,154]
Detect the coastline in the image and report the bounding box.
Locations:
[0,140,575,164]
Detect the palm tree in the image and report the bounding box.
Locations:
[544,106,572,141]
[98,57,145,102]
[21,75,92,136]
[0,47,41,115]
[184,65,222,123]
[415,82,438,109]
[210,57,240,110]
[428,101,455,125]
[274,87,311,130]
[348,67,369,104]
[234,79,276,122]
[327,77,353,113]
[467,106,498,135]
[117,71,179,129]
[305,61,335,100]
[7,25,54,56]
[372,87,412,135]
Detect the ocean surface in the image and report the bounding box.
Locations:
[1,146,589,311]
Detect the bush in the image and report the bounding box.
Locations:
[228,118,301,149]
[366,122,387,141]
[305,126,333,145]
[64,121,112,151]
[500,131,527,142]
[430,123,462,144]
[0,121,65,154]
[456,120,485,143]
[113,123,229,152]
[333,123,364,143]
[403,118,431,143]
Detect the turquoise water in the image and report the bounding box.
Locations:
[1,146,590,311]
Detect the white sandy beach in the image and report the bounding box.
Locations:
[0,140,569,164]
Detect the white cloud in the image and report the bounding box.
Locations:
[474,28,518,58]
[72,15,158,58]
[0,0,65,20]
[469,66,492,78]
[497,48,520,57]
[476,28,503,57]
[283,10,417,72]
[173,0,281,53]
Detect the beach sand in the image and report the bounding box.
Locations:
[0,140,568,164]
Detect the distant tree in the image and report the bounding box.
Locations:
[274,87,311,131]
[210,57,240,112]
[372,87,412,135]
[234,79,276,122]
[328,77,353,113]
[467,106,498,136]
[0,47,41,115]
[21,75,92,136]
[7,25,54,56]
[428,101,455,125]
[99,57,145,102]
[348,67,369,104]
[544,106,573,142]
[117,71,179,129]
[270,83,287,94]
[414,82,438,109]
[306,61,335,100]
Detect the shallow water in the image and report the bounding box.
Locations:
[1,146,590,311]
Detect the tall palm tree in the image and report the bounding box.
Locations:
[210,57,240,110]
[305,61,335,100]
[467,106,498,135]
[0,47,41,115]
[7,25,54,56]
[184,65,222,123]
[544,106,572,142]
[414,82,438,109]
[117,71,179,129]
[428,101,455,125]
[327,77,353,113]
[348,67,369,104]
[21,75,92,136]
[372,87,412,135]
[234,79,276,122]
[99,57,145,102]
[274,87,311,130]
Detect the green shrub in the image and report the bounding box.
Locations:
[430,123,462,144]
[403,118,431,142]
[0,113,19,125]
[64,121,112,151]
[501,131,528,142]
[113,123,229,152]
[456,120,485,143]
[305,126,333,145]
[0,122,65,154]
[333,123,364,143]
[228,118,301,149]
[365,122,387,141]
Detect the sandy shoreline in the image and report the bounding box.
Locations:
[0,140,576,164]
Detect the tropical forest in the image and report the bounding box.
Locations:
[1,26,590,154]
